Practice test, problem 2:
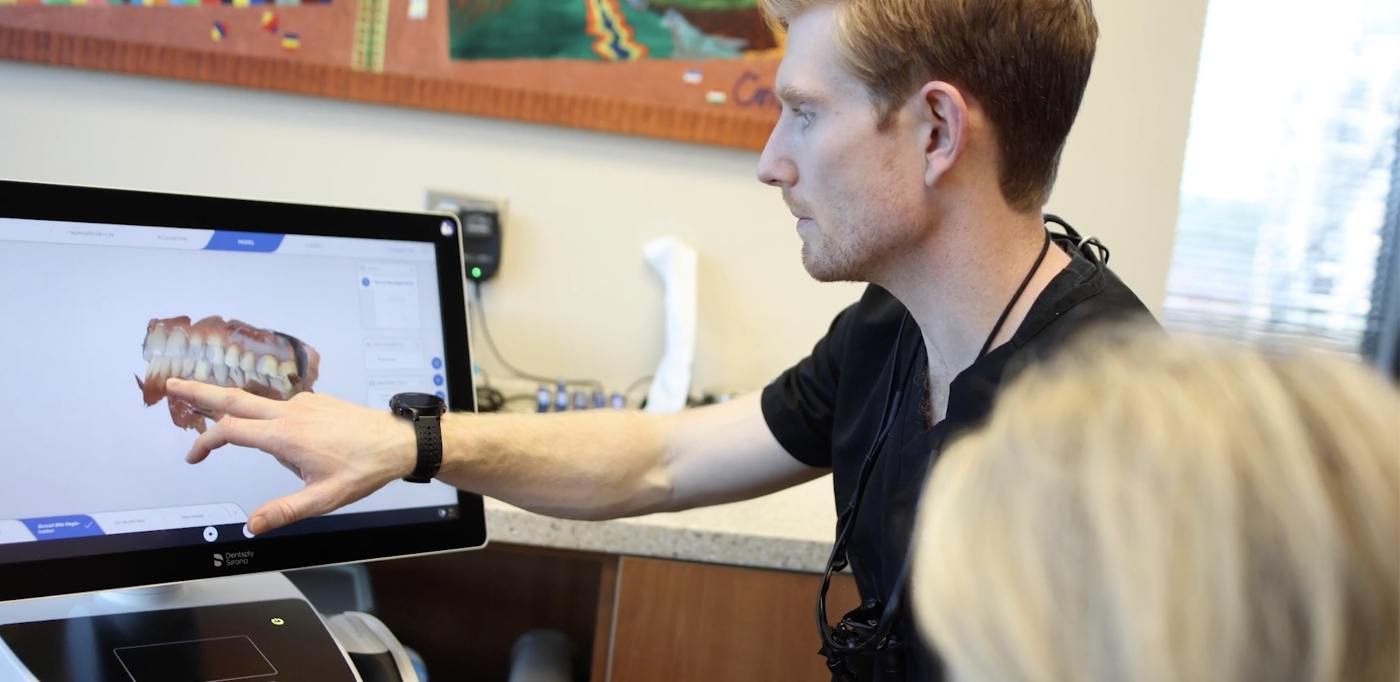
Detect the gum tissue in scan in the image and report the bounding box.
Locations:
[135,316,322,430]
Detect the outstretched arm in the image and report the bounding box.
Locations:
[166,379,823,535]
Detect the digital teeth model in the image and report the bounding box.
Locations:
[135,315,322,430]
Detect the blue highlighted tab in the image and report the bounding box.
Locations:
[203,231,284,253]
[21,515,105,541]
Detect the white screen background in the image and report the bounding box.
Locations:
[0,230,460,522]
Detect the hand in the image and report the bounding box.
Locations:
[165,378,416,536]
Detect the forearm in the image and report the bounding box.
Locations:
[435,410,677,521]
[167,380,809,534]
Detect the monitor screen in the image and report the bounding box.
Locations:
[0,181,485,602]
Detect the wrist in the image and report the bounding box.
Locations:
[435,413,476,482]
[390,392,446,483]
[386,415,418,481]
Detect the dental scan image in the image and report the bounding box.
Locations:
[135,315,322,431]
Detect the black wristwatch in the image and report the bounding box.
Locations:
[390,392,445,483]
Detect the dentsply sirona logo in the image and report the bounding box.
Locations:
[212,550,253,568]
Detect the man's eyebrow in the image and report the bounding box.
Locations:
[776,85,824,107]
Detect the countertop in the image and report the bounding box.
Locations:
[483,475,839,573]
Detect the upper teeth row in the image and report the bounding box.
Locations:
[143,325,297,396]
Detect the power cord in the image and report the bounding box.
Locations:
[624,375,653,399]
[470,281,604,391]
[471,361,505,412]
[503,394,538,407]
[475,386,506,413]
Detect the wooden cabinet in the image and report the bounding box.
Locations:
[606,556,859,681]
[368,543,858,681]
[368,544,607,682]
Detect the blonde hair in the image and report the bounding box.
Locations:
[911,327,1399,682]
[757,0,1098,212]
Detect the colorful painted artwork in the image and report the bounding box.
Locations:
[448,0,776,61]
[9,0,327,5]
[0,0,784,149]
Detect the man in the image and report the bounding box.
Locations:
[167,0,1150,678]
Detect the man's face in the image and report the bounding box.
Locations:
[757,4,929,283]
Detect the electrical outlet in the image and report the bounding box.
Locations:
[426,190,506,281]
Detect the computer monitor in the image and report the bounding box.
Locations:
[0,180,486,603]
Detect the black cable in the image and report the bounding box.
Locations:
[470,281,604,390]
[819,229,1056,661]
[978,227,1051,358]
[624,375,654,398]
[1046,213,1110,265]
[475,386,506,413]
[818,314,908,654]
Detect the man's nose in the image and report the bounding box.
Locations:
[756,133,796,188]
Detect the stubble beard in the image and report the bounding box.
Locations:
[800,221,879,284]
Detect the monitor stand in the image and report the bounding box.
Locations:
[0,573,363,682]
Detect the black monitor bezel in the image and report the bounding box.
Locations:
[0,180,486,602]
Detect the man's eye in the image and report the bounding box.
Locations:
[783,103,812,126]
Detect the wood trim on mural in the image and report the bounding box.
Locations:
[0,24,777,150]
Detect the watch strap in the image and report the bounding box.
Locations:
[403,413,443,483]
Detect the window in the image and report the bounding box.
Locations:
[1164,0,1400,361]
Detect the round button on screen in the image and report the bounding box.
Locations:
[202,526,218,542]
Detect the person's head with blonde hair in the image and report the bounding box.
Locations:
[912,327,1399,682]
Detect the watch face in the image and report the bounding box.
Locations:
[391,392,444,412]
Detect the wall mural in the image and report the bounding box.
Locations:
[0,0,785,149]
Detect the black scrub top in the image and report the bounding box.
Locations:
[762,235,1154,681]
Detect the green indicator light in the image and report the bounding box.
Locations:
[470,267,483,279]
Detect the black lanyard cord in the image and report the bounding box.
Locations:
[978,228,1051,359]
[818,225,1055,654]
[817,317,908,644]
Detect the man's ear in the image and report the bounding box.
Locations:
[919,82,969,187]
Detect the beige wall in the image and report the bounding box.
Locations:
[1056,0,1210,316]
[0,0,1206,396]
